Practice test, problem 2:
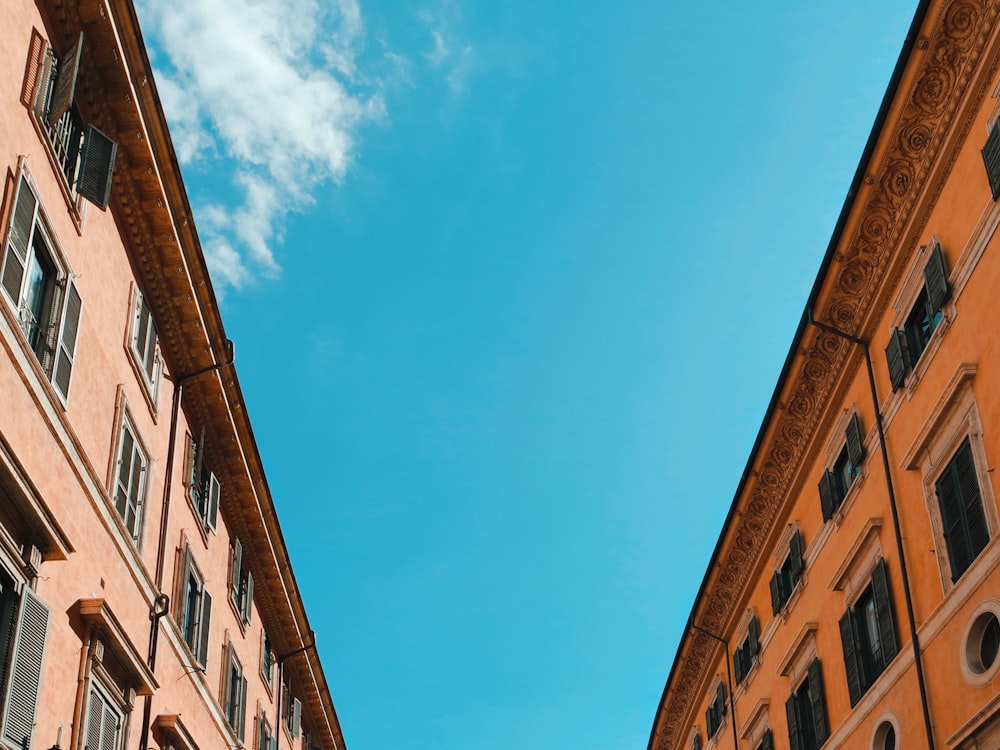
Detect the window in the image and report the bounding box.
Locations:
[283,679,302,738]
[704,683,726,739]
[185,433,220,532]
[129,290,162,402]
[1,174,82,401]
[936,438,990,582]
[839,558,899,707]
[230,539,254,625]
[819,413,865,521]
[113,416,148,544]
[84,685,123,750]
[33,33,118,210]
[770,529,805,615]
[261,630,275,691]
[690,732,703,750]
[175,546,212,667]
[785,659,829,750]
[733,614,761,685]
[258,713,276,750]
[0,565,51,750]
[983,118,1000,200]
[755,730,774,750]
[223,644,248,741]
[961,601,1000,686]
[885,243,949,391]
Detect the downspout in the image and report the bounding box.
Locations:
[137,340,235,750]
[687,619,738,750]
[70,630,97,750]
[807,311,935,750]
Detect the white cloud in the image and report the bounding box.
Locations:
[136,0,384,289]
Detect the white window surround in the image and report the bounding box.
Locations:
[899,363,999,594]
[124,283,163,416]
[777,622,819,689]
[828,517,885,605]
[703,675,728,746]
[959,598,1000,688]
[174,540,212,669]
[738,697,770,746]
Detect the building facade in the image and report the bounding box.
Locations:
[0,3,345,750]
[649,1,1000,749]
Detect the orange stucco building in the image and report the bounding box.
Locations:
[0,2,344,750]
[649,2,1000,750]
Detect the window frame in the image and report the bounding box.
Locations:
[260,630,275,694]
[818,410,867,523]
[222,641,248,742]
[733,611,761,687]
[704,680,727,740]
[839,557,899,707]
[785,659,829,750]
[175,543,212,669]
[110,406,151,547]
[229,538,254,626]
[770,526,806,616]
[125,284,163,413]
[184,431,220,535]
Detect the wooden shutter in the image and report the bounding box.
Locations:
[733,644,745,684]
[957,439,990,563]
[84,689,103,750]
[807,659,829,746]
[789,530,804,586]
[53,279,82,400]
[845,413,865,467]
[769,572,782,615]
[984,120,1000,199]
[291,697,302,737]
[818,470,836,522]
[785,693,803,750]
[924,242,950,313]
[2,178,37,306]
[1,587,51,750]
[207,473,221,530]
[938,445,974,581]
[231,539,243,603]
[871,558,899,668]
[197,589,212,667]
[46,33,83,126]
[244,570,254,623]
[692,733,702,750]
[839,608,863,707]
[78,125,118,210]
[885,328,910,392]
[237,672,248,741]
[759,729,774,750]
[748,615,760,657]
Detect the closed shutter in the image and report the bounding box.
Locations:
[983,120,1000,199]
[46,34,83,126]
[924,242,950,313]
[52,279,82,400]
[2,178,37,305]
[785,693,803,750]
[244,570,254,623]
[692,733,702,750]
[956,439,989,563]
[231,539,243,604]
[937,445,974,581]
[748,615,760,657]
[789,531,804,587]
[770,572,782,615]
[733,643,745,684]
[759,729,774,750]
[845,413,865,467]
[77,125,118,210]
[291,697,302,737]
[870,558,899,668]
[807,659,828,746]
[1,587,51,750]
[885,329,910,392]
[838,608,863,707]
[818,470,836,522]
[237,672,248,741]
[84,689,103,750]
[207,473,221,530]
[197,589,212,667]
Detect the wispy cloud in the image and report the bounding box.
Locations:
[417,3,475,94]
[136,0,384,289]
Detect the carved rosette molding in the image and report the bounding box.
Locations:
[651,2,998,748]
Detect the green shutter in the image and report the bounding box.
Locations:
[983,120,1000,200]
[2,178,37,305]
[885,328,910,392]
[808,659,829,746]
[871,559,899,669]
[231,539,243,604]
[818,470,836,522]
[785,693,803,750]
[770,572,782,615]
[839,609,863,707]
[845,413,865,467]
[207,473,221,530]
[938,445,973,581]
[53,280,82,400]
[748,615,760,657]
[760,729,774,750]
[1,587,50,750]
[78,125,118,210]
[789,530,804,586]
[923,242,950,313]
[197,589,212,667]
[244,570,254,623]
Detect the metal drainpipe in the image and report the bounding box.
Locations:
[70,630,97,750]
[137,340,235,750]
[807,312,935,750]
[688,618,738,750]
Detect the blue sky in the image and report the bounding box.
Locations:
[134,2,917,749]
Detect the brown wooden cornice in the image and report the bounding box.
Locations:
[650,2,1000,748]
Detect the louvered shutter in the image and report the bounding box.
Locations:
[237,673,248,741]
[789,531,804,586]
[207,473,220,530]
[885,329,910,392]
[984,120,1000,199]
[704,705,713,737]
[244,570,254,623]
[845,413,865,467]
[231,539,243,604]
[77,125,118,210]
[733,644,745,684]
[937,451,972,581]
[785,693,803,750]
[38,271,65,376]
[1,587,51,750]
[53,280,82,400]
[46,34,83,126]
[924,242,950,313]
[770,572,782,615]
[2,178,36,305]
[291,698,302,737]
[748,615,761,657]
[692,733,702,750]
[808,659,829,746]
[839,608,863,707]
[956,440,989,564]
[818,470,836,522]
[197,589,212,667]
[871,558,899,668]
[84,689,102,750]
[759,729,774,750]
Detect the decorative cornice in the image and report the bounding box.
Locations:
[651,2,1000,747]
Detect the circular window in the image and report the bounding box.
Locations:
[871,717,899,750]
[961,600,1000,686]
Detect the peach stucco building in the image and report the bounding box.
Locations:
[0,2,344,750]
[649,1,1000,750]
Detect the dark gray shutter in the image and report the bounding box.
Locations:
[957,440,990,563]
[291,698,302,737]
[924,242,950,313]
[845,413,865,467]
[760,729,774,750]
[818,470,836,522]
[53,280,82,400]
[733,644,745,684]
[808,659,829,746]
[789,531,804,586]
[839,609,863,707]
[1,587,51,750]
[231,539,243,603]
[77,125,118,210]
[871,558,899,668]
[244,570,254,623]
[705,705,713,736]
[207,473,220,530]
[885,328,910,392]
[748,615,760,656]
[785,693,803,750]
[237,673,248,741]
[770,572,782,615]
[983,120,1000,199]
[938,445,972,581]
[692,733,702,750]
[2,178,36,304]
[46,33,83,126]
[197,589,212,667]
